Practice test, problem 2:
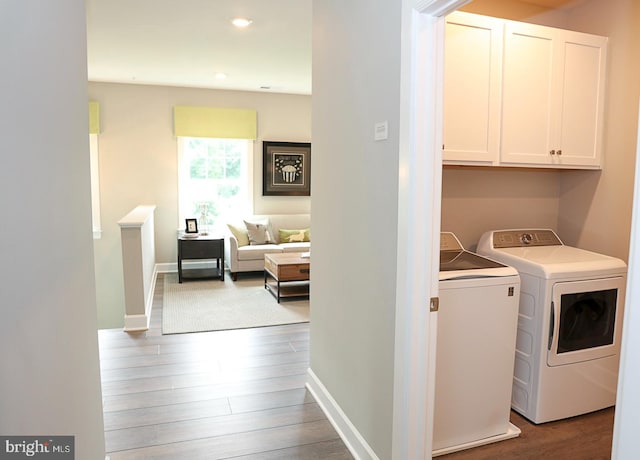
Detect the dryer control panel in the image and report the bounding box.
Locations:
[491,229,563,248]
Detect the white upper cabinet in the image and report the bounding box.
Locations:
[501,22,607,168]
[443,12,608,170]
[443,12,503,165]
[500,22,555,166]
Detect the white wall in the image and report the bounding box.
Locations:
[310,1,401,458]
[0,1,105,458]
[557,0,640,261]
[88,82,311,328]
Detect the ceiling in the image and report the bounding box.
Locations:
[85,0,312,95]
[85,0,584,96]
[524,0,586,7]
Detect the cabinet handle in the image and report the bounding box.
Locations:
[557,149,562,156]
[550,149,556,155]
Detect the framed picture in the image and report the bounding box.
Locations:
[263,141,311,196]
[185,218,198,233]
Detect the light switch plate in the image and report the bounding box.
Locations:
[374,121,388,141]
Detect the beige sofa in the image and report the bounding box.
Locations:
[225,214,310,280]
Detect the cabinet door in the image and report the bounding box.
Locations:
[555,31,607,168]
[443,12,502,165]
[501,21,557,166]
[501,22,607,169]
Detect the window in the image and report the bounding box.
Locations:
[178,137,253,234]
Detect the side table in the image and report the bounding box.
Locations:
[177,234,225,283]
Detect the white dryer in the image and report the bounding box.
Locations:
[433,233,521,456]
[477,229,627,424]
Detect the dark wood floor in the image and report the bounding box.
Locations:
[99,273,614,459]
[440,408,614,460]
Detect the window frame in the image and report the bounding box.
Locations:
[177,137,254,233]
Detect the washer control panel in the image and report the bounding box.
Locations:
[491,229,563,248]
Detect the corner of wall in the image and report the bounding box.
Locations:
[306,369,381,460]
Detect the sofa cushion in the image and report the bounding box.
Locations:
[279,228,310,243]
[237,244,282,261]
[281,242,311,253]
[227,222,250,247]
[244,220,273,245]
[267,214,311,243]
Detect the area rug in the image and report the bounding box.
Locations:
[162,273,309,334]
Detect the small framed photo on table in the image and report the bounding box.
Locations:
[185,218,198,234]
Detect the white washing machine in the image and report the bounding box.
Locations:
[477,229,627,424]
[433,232,521,456]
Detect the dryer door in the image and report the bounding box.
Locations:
[547,276,625,367]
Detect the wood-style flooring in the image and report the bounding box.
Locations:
[440,408,614,460]
[99,274,353,459]
[99,273,614,459]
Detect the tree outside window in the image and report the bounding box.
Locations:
[178,137,252,233]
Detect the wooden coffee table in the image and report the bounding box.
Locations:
[264,253,310,303]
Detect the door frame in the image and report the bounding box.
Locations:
[393,1,470,459]
[612,99,640,457]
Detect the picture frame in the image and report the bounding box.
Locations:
[263,141,311,196]
[185,218,198,234]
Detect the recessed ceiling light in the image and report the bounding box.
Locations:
[232,17,252,27]
[232,18,252,28]
[215,72,227,80]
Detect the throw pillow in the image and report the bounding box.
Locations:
[244,220,273,245]
[227,222,250,247]
[279,228,311,243]
[248,217,275,242]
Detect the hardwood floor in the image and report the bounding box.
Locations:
[99,273,615,459]
[99,274,353,459]
[440,408,614,460]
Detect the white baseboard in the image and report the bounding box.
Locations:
[306,368,380,460]
[156,262,176,273]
